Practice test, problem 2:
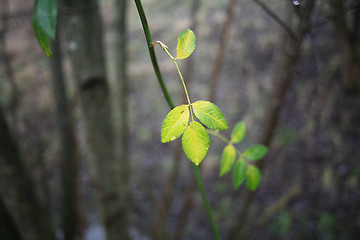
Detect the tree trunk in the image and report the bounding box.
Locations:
[0,0,19,114]
[0,106,55,240]
[50,28,83,240]
[114,0,131,239]
[59,0,129,239]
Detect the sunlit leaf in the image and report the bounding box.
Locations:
[232,157,247,189]
[219,144,236,176]
[243,145,268,161]
[246,165,261,191]
[176,29,196,59]
[161,105,189,143]
[231,121,246,143]
[192,101,228,130]
[182,121,209,165]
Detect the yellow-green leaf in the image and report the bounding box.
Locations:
[246,165,261,191]
[176,29,196,60]
[219,144,236,176]
[231,121,246,143]
[182,121,209,165]
[192,101,228,130]
[232,157,247,189]
[161,105,189,143]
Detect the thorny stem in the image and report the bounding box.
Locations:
[134,1,221,239]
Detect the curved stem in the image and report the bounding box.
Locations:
[134,0,221,239]
[134,0,175,109]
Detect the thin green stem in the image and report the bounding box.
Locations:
[173,60,191,105]
[192,164,222,240]
[134,0,175,109]
[134,1,221,239]
[151,41,194,120]
[207,129,231,145]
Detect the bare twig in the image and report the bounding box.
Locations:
[209,0,236,102]
[308,1,360,30]
[256,184,301,225]
[252,0,296,39]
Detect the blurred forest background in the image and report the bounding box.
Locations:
[1,0,360,240]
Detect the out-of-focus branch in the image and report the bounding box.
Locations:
[0,8,32,20]
[226,1,316,239]
[209,0,236,102]
[256,184,301,225]
[308,1,360,30]
[252,0,296,39]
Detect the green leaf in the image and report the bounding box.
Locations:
[33,0,58,38]
[232,158,247,189]
[32,21,52,57]
[246,165,261,191]
[161,105,189,143]
[176,29,196,59]
[182,121,209,165]
[243,145,268,161]
[192,101,228,130]
[231,121,246,143]
[32,0,58,57]
[219,144,236,176]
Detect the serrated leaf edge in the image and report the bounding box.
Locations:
[176,29,196,60]
[181,121,209,165]
[161,105,189,143]
[192,100,228,130]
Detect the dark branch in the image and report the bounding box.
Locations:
[308,1,360,30]
[252,0,296,39]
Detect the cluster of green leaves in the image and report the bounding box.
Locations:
[160,29,228,166]
[155,29,268,191]
[32,0,58,57]
[221,121,268,191]
[161,101,228,165]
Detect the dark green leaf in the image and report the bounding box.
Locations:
[243,145,268,161]
[32,0,58,56]
[32,21,52,57]
[232,158,247,189]
[246,165,261,191]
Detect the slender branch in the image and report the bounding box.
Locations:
[134,0,175,109]
[134,1,221,239]
[252,0,296,39]
[209,0,236,102]
[192,165,222,240]
[308,1,360,30]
